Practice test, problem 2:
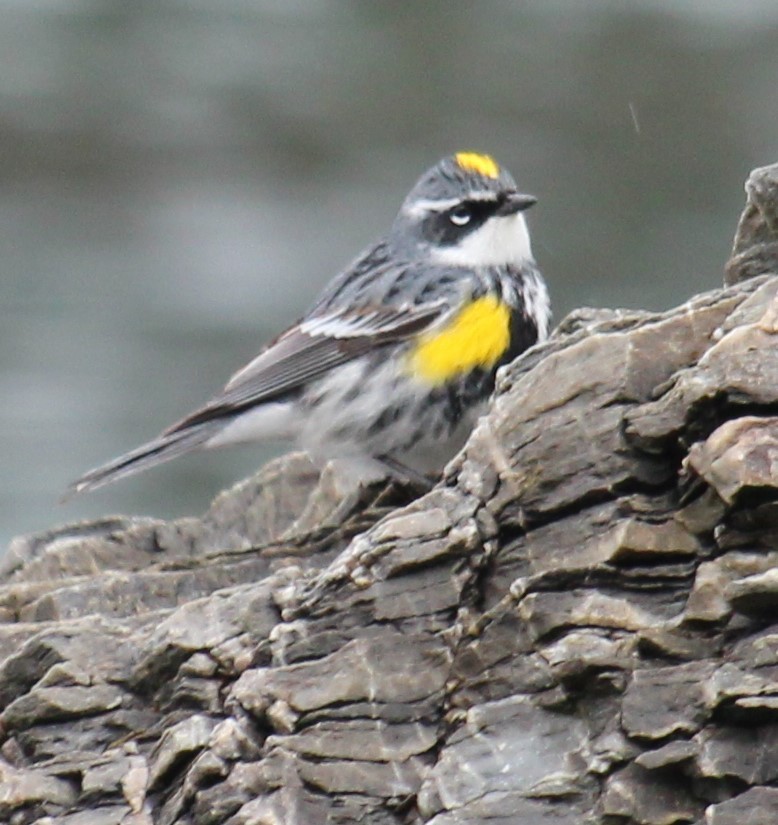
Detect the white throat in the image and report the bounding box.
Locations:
[431,213,533,267]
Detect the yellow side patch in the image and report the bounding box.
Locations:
[455,152,500,179]
[409,296,511,385]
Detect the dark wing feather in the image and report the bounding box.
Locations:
[164,301,447,434]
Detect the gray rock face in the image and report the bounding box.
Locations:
[726,164,778,285]
[2,165,778,824]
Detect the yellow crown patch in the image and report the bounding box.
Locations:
[455,152,500,179]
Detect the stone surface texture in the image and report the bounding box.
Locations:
[2,164,778,824]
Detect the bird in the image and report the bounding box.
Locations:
[66,152,550,499]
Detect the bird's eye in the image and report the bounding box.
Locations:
[449,206,472,226]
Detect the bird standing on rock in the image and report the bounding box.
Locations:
[67,152,550,498]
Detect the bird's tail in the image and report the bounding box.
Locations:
[63,421,219,501]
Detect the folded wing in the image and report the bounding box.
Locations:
[66,300,448,497]
[165,301,447,432]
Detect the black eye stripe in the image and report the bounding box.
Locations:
[449,199,497,221]
[443,199,497,234]
[419,197,500,246]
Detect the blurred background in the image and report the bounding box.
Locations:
[3,0,778,550]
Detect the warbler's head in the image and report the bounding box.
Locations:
[392,152,537,267]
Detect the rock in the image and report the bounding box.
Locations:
[2,166,778,823]
[417,696,590,820]
[694,724,778,784]
[685,561,732,623]
[147,714,219,790]
[230,630,451,720]
[622,663,718,740]
[703,787,778,824]
[725,163,778,285]
[0,758,77,814]
[725,568,778,616]
[635,740,699,771]
[601,763,701,824]
[685,417,778,506]
[2,684,125,730]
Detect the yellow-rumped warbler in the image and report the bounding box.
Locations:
[68,152,550,497]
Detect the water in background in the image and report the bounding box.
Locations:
[3,0,778,550]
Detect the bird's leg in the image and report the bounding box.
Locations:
[378,454,436,493]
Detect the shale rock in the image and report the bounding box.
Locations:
[2,164,778,823]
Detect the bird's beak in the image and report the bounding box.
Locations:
[496,191,537,216]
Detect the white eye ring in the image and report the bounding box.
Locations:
[449,207,471,226]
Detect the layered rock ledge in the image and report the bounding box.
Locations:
[2,164,778,825]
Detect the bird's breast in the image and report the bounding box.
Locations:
[406,295,512,385]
